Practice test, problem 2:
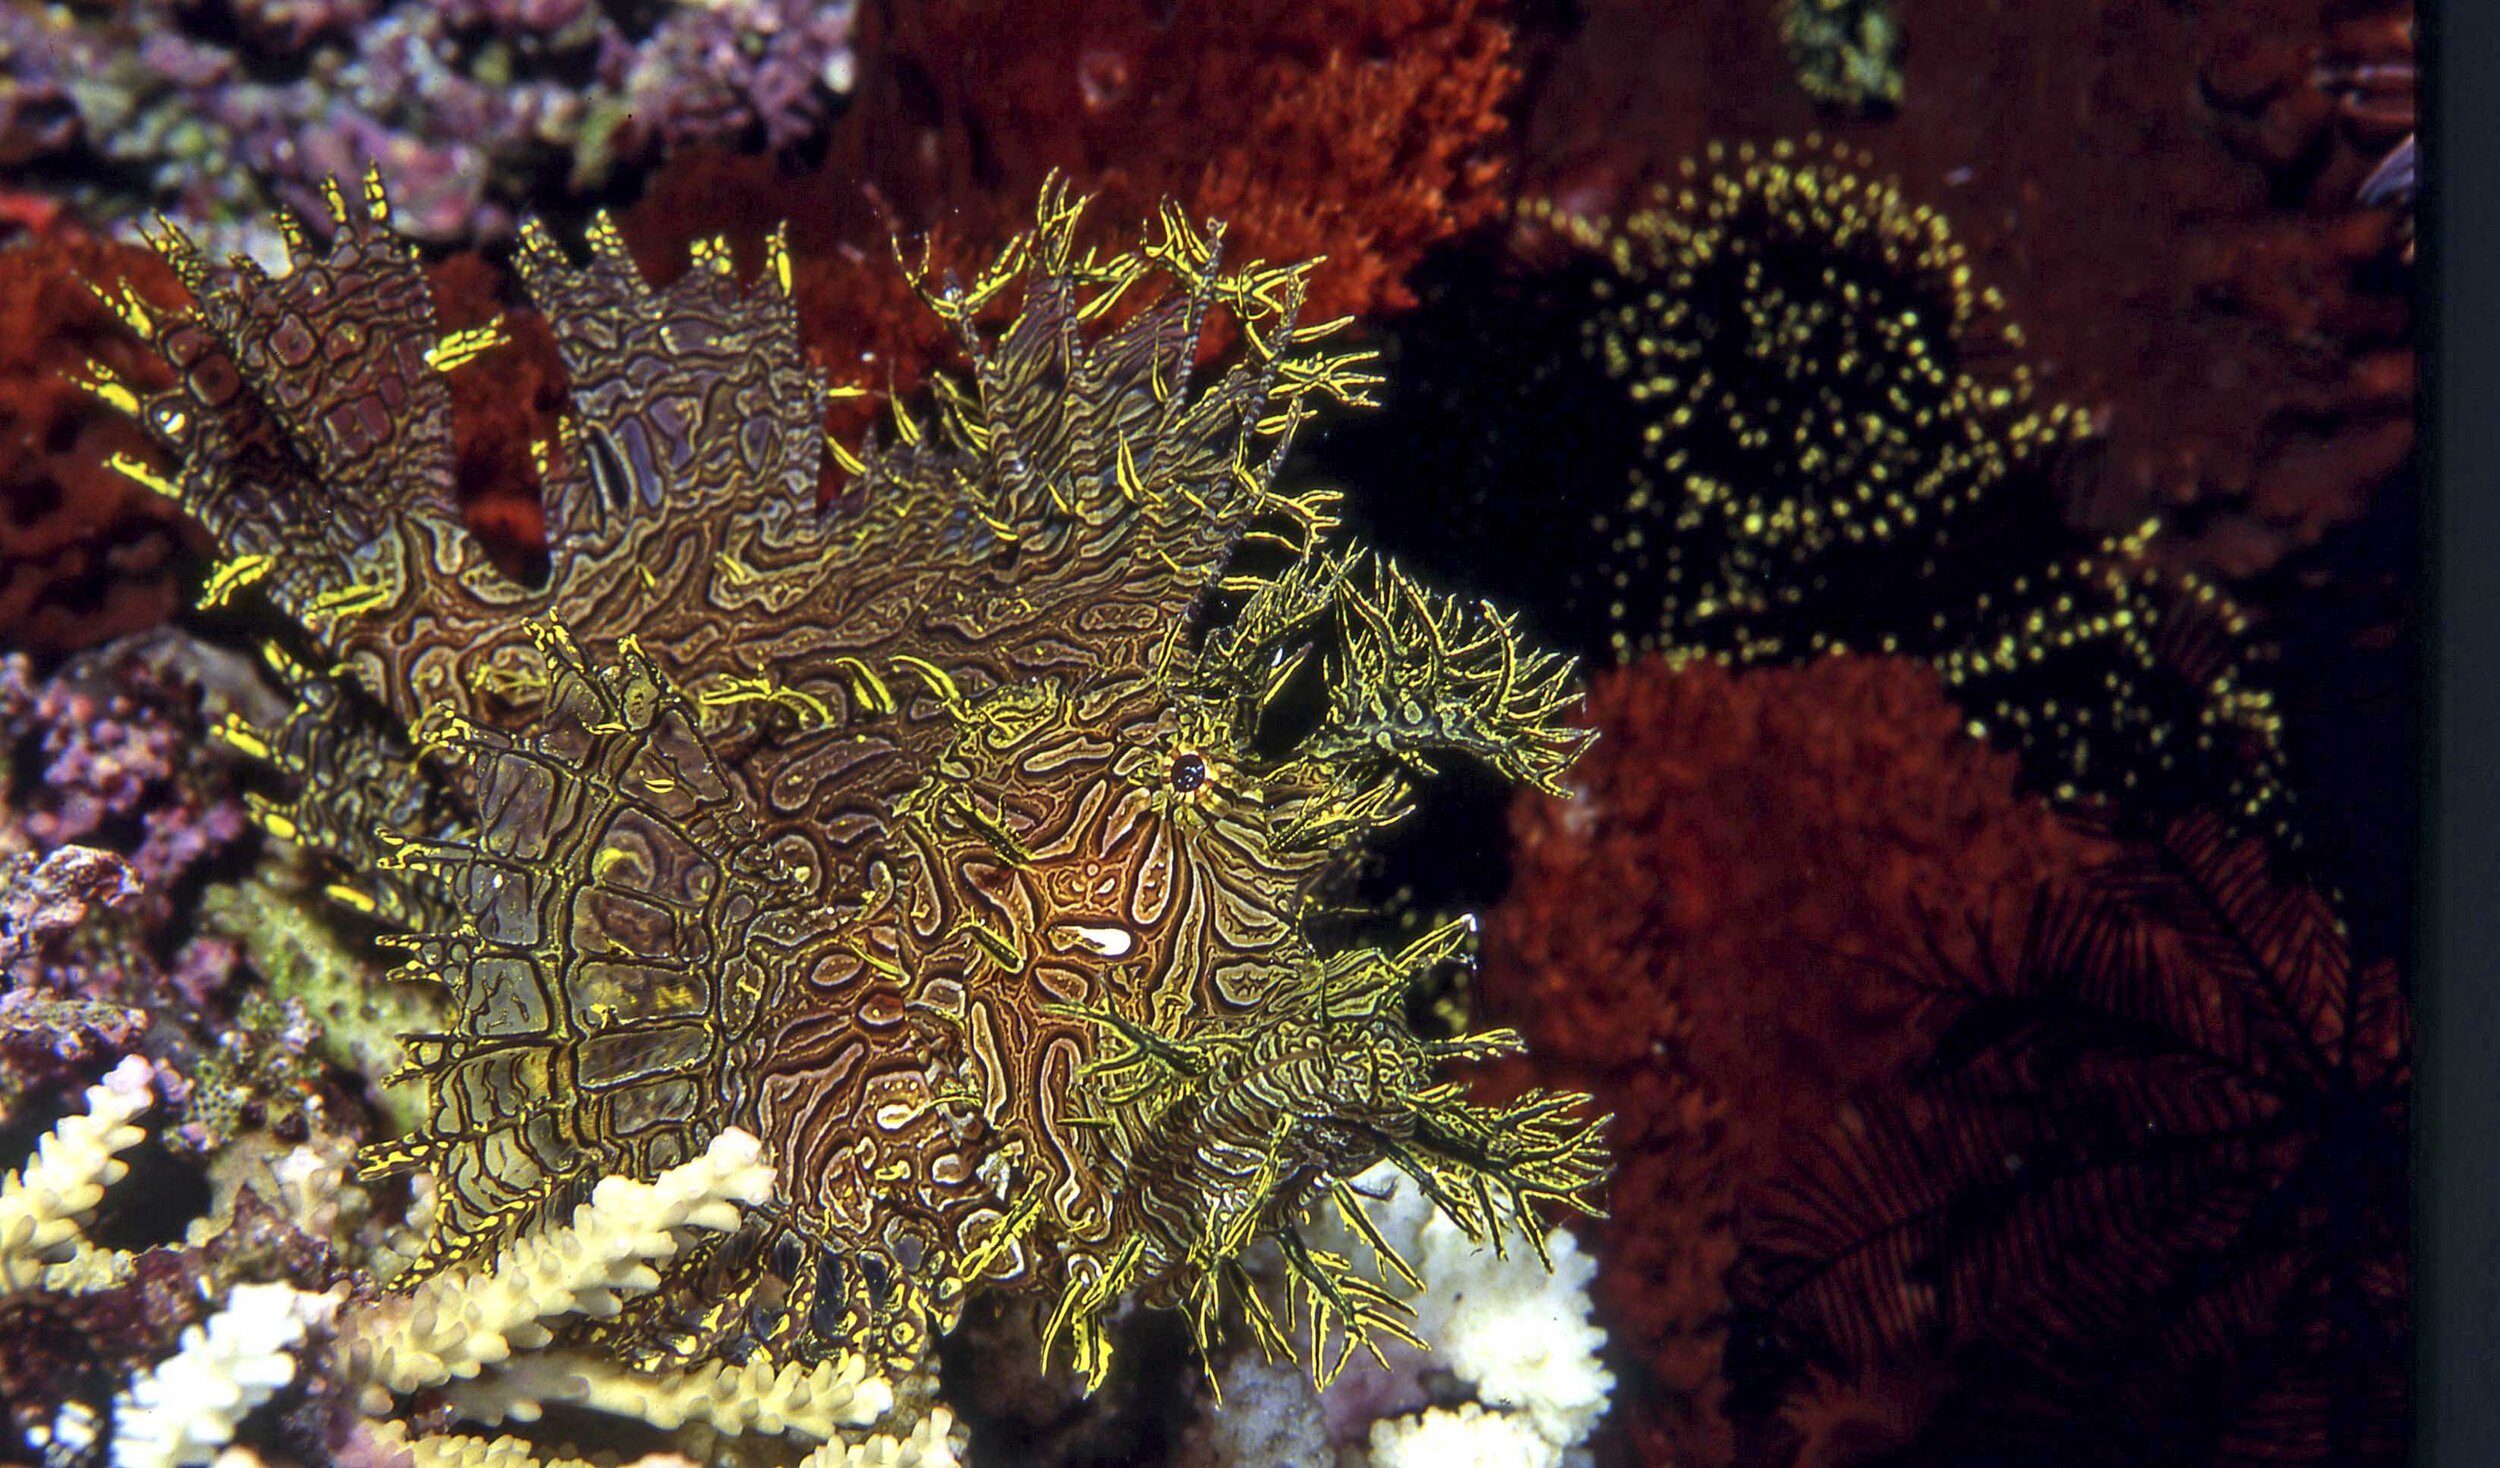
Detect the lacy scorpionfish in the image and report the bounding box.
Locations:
[81,173,1609,1382]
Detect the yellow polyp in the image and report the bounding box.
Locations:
[1226,455,1263,499]
[211,714,272,762]
[697,674,833,728]
[85,280,156,339]
[846,941,908,985]
[937,397,991,453]
[72,363,141,417]
[257,643,312,689]
[1236,260,1319,318]
[958,920,1024,972]
[417,709,484,750]
[1276,348,1385,407]
[325,883,379,916]
[831,656,895,715]
[105,451,178,500]
[890,399,923,447]
[958,1189,1048,1283]
[1040,1275,1091,1378]
[304,582,391,621]
[1072,261,1146,323]
[272,208,314,257]
[826,434,867,477]
[253,807,300,843]
[768,228,793,294]
[954,796,1033,866]
[196,554,274,611]
[889,654,963,714]
[425,318,511,373]
[1081,1239,1149,1392]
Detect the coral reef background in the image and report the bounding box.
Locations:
[1489,0,2417,973]
[0,0,2415,1464]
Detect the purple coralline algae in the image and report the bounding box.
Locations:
[0,847,148,1107]
[0,632,433,1155]
[0,634,260,1111]
[0,845,138,971]
[0,634,255,915]
[0,0,858,248]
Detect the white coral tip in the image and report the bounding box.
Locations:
[0,1053,158,1290]
[112,1283,337,1468]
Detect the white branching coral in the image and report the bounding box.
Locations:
[361,1422,705,1467]
[344,1126,777,1402]
[445,1348,898,1440]
[1369,1402,1564,1467]
[0,1100,949,1468]
[797,1407,963,1468]
[1402,1191,1612,1450]
[112,1282,341,1468]
[360,1404,963,1468]
[0,1057,351,1468]
[338,1127,957,1464]
[0,1053,152,1291]
[1303,1162,1615,1465]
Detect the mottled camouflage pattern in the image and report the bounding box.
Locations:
[88,173,1608,1380]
